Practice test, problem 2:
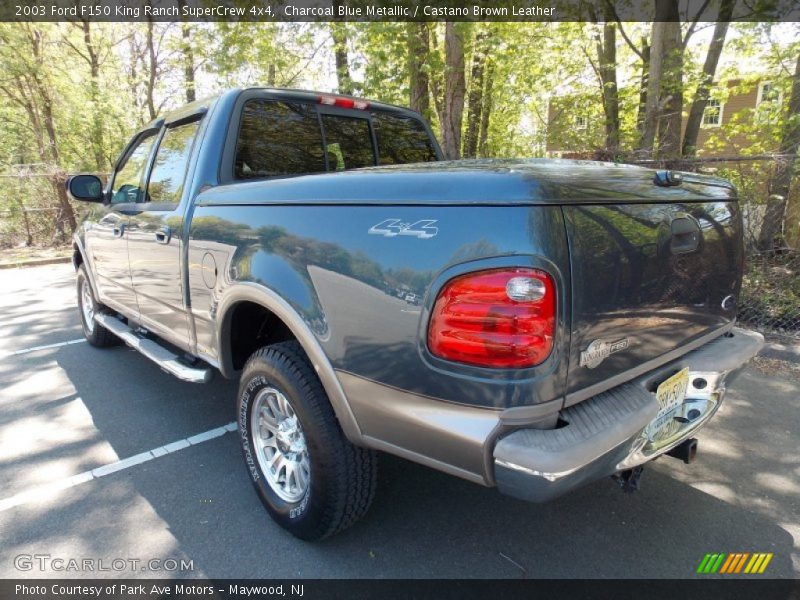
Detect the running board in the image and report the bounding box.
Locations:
[94,313,212,383]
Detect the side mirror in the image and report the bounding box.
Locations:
[67,174,104,203]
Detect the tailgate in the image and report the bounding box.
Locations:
[563,198,743,398]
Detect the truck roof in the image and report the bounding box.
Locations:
[146,87,421,130]
[196,159,737,207]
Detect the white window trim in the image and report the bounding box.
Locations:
[701,99,724,128]
[574,115,587,130]
[756,81,783,108]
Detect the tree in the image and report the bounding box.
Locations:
[592,3,620,153]
[440,22,466,160]
[330,5,353,96]
[478,58,495,158]
[0,24,76,233]
[464,28,490,158]
[639,1,682,157]
[682,0,735,157]
[758,51,800,249]
[407,22,431,121]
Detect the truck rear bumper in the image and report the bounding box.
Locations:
[493,327,764,502]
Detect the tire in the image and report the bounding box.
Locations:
[76,264,117,348]
[238,341,377,540]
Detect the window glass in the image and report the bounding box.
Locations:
[111,132,157,204]
[235,100,325,179]
[702,99,721,126]
[320,115,375,170]
[147,120,200,204]
[371,112,438,165]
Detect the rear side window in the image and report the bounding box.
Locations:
[235,100,325,179]
[371,112,438,165]
[320,114,375,170]
[147,120,200,204]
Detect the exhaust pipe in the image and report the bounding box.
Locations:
[666,438,698,464]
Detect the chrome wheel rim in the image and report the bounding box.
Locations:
[251,386,310,503]
[81,279,95,333]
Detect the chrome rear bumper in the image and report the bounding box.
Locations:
[493,327,764,502]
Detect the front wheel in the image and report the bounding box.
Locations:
[238,341,377,540]
[76,265,117,348]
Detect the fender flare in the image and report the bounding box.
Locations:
[72,234,100,300]
[215,281,364,445]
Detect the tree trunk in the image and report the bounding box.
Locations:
[464,30,489,159]
[146,19,158,121]
[596,9,620,153]
[638,19,665,155]
[440,23,466,160]
[636,39,650,137]
[182,23,196,103]
[331,6,353,96]
[681,0,734,157]
[656,4,683,158]
[79,21,106,169]
[176,0,195,103]
[407,23,431,121]
[758,52,800,250]
[478,59,494,158]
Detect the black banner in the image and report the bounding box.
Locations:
[2,579,800,600]
[3,0,800,23]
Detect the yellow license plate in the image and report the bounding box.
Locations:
[647,367,690,437]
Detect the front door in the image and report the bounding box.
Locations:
[126,118,202,349]
[86,130,158,316]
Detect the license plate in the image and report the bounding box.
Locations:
[647,367,690,438]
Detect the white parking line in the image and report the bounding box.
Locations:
[0,338,86,359]
[0,421,238,513]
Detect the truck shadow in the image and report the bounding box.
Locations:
[4,342,795,579]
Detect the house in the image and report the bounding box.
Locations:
[546,78,785,157]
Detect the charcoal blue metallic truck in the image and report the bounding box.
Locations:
[67,88,763,540]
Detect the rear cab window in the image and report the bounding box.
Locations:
[231,96,437,181]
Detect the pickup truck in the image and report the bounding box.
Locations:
[67,88,763,541]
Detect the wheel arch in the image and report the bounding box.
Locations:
[216,282,363,444]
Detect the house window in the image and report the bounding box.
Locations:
[574,115,587,130]
[757,81,782,107]
[756,81,783,122]
[702,98,723,127]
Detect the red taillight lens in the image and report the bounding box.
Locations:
[427,268,556,368]
[318,95,370,110]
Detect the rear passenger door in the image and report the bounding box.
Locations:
[126,118,202,349]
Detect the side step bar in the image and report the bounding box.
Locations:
[94,313,212,383]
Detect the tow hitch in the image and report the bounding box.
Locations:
[612,465,644,493]
[666,438,698,464]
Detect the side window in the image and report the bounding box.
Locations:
[146,120,201,205]
[111,132,157,204]
[371,112,438,165]
[320,115,375,170]
[234,100,325,179]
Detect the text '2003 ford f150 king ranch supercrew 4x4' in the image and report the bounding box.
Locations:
[67,88,763,540]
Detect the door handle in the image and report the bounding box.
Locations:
[154,226,171,245]
[112,225,125,239]
[670,216,701,254]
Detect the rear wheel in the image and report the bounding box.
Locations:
[238,341,377,540]
[76,265,117,348]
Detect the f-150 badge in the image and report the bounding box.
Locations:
[580,338,630,369]
[368,219,439,239]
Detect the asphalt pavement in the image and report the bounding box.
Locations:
[0,263,798,579]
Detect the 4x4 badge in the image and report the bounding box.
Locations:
[580,338,630,369]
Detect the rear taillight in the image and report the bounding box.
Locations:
[318,95,370,110]
[427,268,556,369]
